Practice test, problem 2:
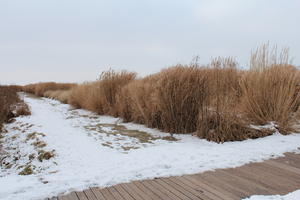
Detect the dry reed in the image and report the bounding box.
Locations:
[0,86,30,131]
[22,45,300,142]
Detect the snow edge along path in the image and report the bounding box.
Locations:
[0,94,300,200]
[244,190,300,200]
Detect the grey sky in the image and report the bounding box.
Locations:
[1,0,299,85]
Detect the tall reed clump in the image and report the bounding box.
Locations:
[195,58,263,142]
[154,66,210,133]
[239,45,300,133]
[117,66,211,133]
[69,70,136,115]
[116,74,162,128]
[68,83,93,108]
[0,86,30,131]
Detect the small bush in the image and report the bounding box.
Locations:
[0,85,30,131]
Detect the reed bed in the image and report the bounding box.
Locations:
[23,82,76,97]
[23,46,300,142]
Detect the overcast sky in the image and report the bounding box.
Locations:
[1,0,299,85]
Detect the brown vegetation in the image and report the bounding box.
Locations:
[22,45,300,142]
[43,90,72,104]
[0,85,30,131]
[68,70,136,115]
[23,82,76,97]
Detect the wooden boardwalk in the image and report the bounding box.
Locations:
[50,152,300,200]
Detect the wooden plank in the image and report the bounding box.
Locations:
[141,180,173,200]
[57,196,66,200]
[232,167,282,194]
[161,178,201,200]
[84,189,98,200]
[285,152,300,162]
[90,187,106,200]
[119,183,145,200]
[154,178,191,200]
[184,175,239,200]
[67,192,80,200]
[133,181,163,200]
[171,176,220,200]
[271,154,300,169]
[181,175,230,200]
[101,188,116,200]
[218,169,271,196]
[58,193,77,200]
[221,168,275,195]
[76,191,88,200]
[121,182,152,200]
[168,177,215,200]
[150,179,184,200]
[266,160,300,176]
[107,186,125,200]
[114,184,135,200]
[255,163,300,185]
[198,171,248,198]
[236,163,298,194]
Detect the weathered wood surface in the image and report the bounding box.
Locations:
[50,152,300,200]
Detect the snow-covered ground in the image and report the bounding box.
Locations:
[0,93,300,200]
[244,190,300,200]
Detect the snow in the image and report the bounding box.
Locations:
[244,190,300,200]
[0,93,300,200]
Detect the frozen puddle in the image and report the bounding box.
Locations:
[1,94,300,200]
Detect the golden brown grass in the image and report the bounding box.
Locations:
[153,66,209,133]
[44,90,72,104]
[23,82,76,97]
[239,46,300,133]
[22,45,300,142]
[68,70,136,115]
[68,83,93,109]
[196,58,248,142]
[116,74,162,128]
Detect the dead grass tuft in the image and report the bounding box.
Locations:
[239,45,300,132]
[0,85,31,131]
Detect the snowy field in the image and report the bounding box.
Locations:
[0,93,300,200]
